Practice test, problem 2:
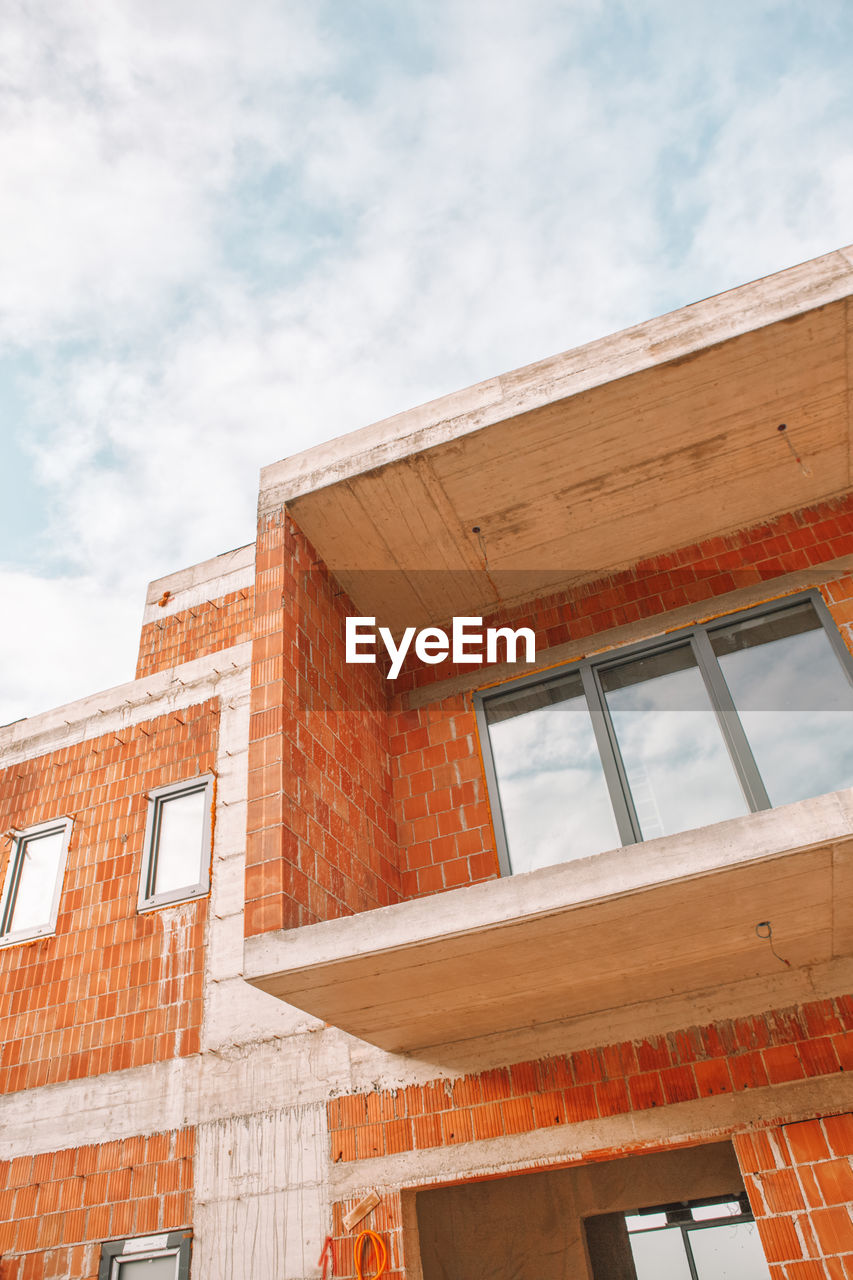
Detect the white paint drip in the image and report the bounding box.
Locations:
[157,901,195,1057]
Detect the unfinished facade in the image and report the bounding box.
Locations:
[2,245,853,1278]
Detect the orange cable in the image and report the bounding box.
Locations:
[354,1229,387,1279]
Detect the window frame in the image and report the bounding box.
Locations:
[99,1230,192,1279]
[138,775,213,912]
[0,816,73,945]
[474,590,853,876]
[624,1193,766,1280]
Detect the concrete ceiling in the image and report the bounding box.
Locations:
[260,246,853,631]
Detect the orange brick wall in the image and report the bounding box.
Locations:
[326,995,853,1163]
[736,1115,853,1279]
[0,1127,193,1279]
[330,1191,405,1280]
[391,693,498,899]
[322,1114,853,1280]
[245,510,401,936]
[136,587,254,678]
[0,701,216,1092]
[325,999,853,1278]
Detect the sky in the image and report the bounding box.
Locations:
[2,0,852,724]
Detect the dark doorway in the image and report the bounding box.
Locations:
[415,1142,759,1280]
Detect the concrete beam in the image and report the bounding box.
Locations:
[0,642,252,759]
[260,244,853,510]
[142,543,255,623]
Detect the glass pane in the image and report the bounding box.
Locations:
[601,644,748,839]
[486,673,621,872]
[8,829,64,932]
[626,1212,669,1231]
[153,787,207,895]
[692,1201,742,1221]
[117,1256,179,1278]
[711,602,853,807]
[689,1219,771,1280]
[629,1226,693,1280]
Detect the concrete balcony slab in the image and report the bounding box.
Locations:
[244,788,853,1052]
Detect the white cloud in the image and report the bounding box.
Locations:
[2,0,853,720]
[0,0,325,342]
[0,570,139,726]
[685,70,853,285]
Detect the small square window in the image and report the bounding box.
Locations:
[0,817,72,944]
[139,776,213,911]
[99,1231,192,1279]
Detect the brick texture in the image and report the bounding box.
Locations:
[136,587,254,678]
[0,702,216,1092]
[326,995,853,1162]
[390,692,498,898]
[0,1127,193,1279]
[330,1191,405,1280]
[245,511,401,935]
[736,1114,853,1278]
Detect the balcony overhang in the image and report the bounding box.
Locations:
[260,245,853,631]
[244,789,853,1053]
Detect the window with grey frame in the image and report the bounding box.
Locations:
[0,817,72,944]
[99,1230,192,1278]
[475,593,853,876]
[139,776,213,911]
[623,1195,770,1280]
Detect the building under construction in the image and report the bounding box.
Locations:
[1,245,853,1279]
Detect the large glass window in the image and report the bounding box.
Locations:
[0,817,72,944]
[485,672,621,872]
[710,602,853,806]
[599,645,748,840]
[477,594,853,875]
[626,1197,770,1280]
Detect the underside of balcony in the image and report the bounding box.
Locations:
[244,788,853,1053]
